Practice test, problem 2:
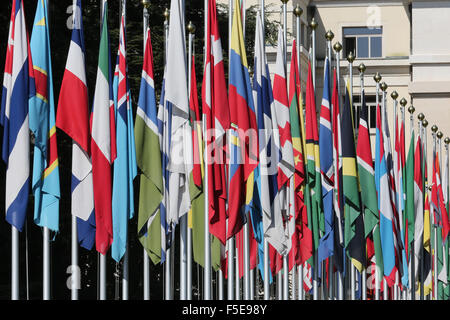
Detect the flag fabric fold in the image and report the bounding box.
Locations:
[1,0,35,232]
[90,3,117,255]
[56,0,95,249]
[111,9,137,262]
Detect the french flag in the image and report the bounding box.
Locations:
[1,0,36,232]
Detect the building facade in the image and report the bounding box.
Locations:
[220,0,450,168]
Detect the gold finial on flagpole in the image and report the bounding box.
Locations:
[380,82,388,92]
[391,91,399,100]
[187,21,195,34]
[333,41,342,52]
[325,30,334,41]
[310,17,318,30]
[374,72,382,83]
[294,5,303,17]
[408,105,415,114]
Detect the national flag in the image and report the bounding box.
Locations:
[423,182,432,296]
[413,135,424,284]
[135,27,163,264]
[90,3,117,255]
[318,56,334,267]
[190,52,222,271]
[1,0,35,232]
[29,0,60,232]
[288,39,310,270]
[331,68,344,272]
[405,129,415,272]
[394,111,409,287]
[111,8,137,262]
[251,12,284,281]
[272,26,295,261]
[228,0,258,239]
[304,60,322,269]
[375,103,397,286]
[342,81,365,271]
[56,0,94,249]
[356,86,383,277]
[202,0,230,245]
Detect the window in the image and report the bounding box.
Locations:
[343,27,382,59]
[352,95,377,135]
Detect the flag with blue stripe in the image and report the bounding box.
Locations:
[1,0,36,232]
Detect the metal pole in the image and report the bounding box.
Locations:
[431,126,438,300]
[310,17,317,90]
[186,21,195,301]
[359,64,367,301]
[121,0,129,301]
[381,84,389,300]
[409,105,415,300]
[98,0,107,300]
[12,227,19,300]
[335,42,344,300]
[142,0,150,301]
[203,116,211,301]
[264,239,270,300]
[228,238,235,300]
[373,73,382,300]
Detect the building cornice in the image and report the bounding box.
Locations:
[310,0,410,8]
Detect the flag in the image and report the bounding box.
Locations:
[305,60,322,269]
[252,12,285,280]
[90,3,117,255]
[413,135,424,284]
[56,0,95,249]
[423,182,432,296]
[272,26,295,259]
[288,39,310,270]
[375,103,397,286]
[342,82,365,271]
[395,111,409,287]
[331,68,344,272]
[164,0,192,230]
[191,53,222,271]
[405,129,415,272]
[228,0,258,239]
[1,0,35,232]
[318,56,334,267]
[202,0,230,245]
[135,28,163,264]
[111,9,137,262]
[29,0,60,232]
[356,86,383,277]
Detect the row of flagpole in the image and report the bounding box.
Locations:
[4,0,450,301]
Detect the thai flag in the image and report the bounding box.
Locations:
[56,0,95,249]
[1,0,35,232]
[111,9,137,263]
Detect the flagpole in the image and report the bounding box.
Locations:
[358,62,367,301]
[408,104,415,300]
[421,116,428,300]
[334,41,344,300]
[373,72,382,300]
[346,51,356,301]
[325,29,334,301]
[203,0,212,301]
[280,0,289,301]
[392,90,399,301]
[380,81,390,300]
[141,0,150,301]
[294,5,303,301]
[187,20,195,301]
[163,6,172,301]
[431,124,438,300]
[310,18,317,91]
[98,0,107,301]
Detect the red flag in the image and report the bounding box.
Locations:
[202,0,230,244]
